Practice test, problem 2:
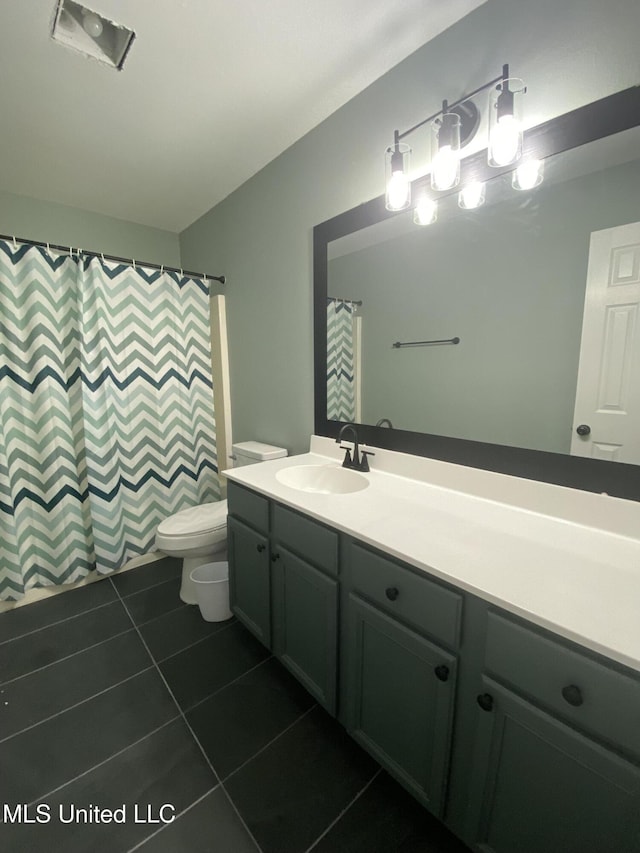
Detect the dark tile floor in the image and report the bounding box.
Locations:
[0,558,470,852]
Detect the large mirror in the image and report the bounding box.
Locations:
[314,87,640,499]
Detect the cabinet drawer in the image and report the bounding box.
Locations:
[227,482,269,534]
[485,611,640,758]
[272,503,338,577]
[348,542,462,649]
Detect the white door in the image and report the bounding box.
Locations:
[571,221,640,462]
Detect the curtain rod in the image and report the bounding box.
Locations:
[327,296,363,306]
[0,233,225,285]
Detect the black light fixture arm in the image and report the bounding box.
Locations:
[394,64,510,144]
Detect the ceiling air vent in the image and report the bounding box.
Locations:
[51,0,135,70]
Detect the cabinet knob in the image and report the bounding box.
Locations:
[434,664,450,682]
[561,684,584,707]
[270,552,280,562]
[385,587,399,601]
[256,544,266,553]
[477,693,494,712]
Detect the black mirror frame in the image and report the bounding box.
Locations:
[314,86,640,501]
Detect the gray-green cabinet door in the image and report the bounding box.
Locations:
[227,516,271,648]
[271,546,338,714]
[465,679,640,853]
[343,593,456,815]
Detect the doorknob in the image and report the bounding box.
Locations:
[576,424,591,436]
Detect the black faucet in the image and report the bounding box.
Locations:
[336,423,374,472]
[375,418,393,428]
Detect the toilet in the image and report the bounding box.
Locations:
[155,441,287,604]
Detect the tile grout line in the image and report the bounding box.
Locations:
[26,716,182,808]
[0,624,140,689]
[125,785,219,853]
[182,654,275,712]
[109,576,265,853]
[153,614,240,663]
[221,703,318,784]
[303,767,383,853]
[0,664,156,746]
[0,595,125,647]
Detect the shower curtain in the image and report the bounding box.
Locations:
[326,298,360,422]
[0,241,218,600]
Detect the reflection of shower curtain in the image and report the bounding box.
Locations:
[0,241,218,600]
[327,298,361,421]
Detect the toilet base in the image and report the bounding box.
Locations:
[180,551,228,604]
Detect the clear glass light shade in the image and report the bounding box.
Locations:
[385,142,411,211]
[488,78,525,167]
[512,159,544,190]
[413,196,437,226]
[431,113,461,191]
[458,181,486,210]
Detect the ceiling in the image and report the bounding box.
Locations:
[0,0,484,232]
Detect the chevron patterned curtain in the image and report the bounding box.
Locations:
[0,242,218,600]
[326,298,356,422]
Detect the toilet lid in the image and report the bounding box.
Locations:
[157,500,228,536]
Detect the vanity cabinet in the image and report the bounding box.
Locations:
[462,612,640,852]
[228,480,640,851]
[341,541,461,816]
[227,482,339,714]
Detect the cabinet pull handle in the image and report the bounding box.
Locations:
[561,684,584,707]
[256,544,266,553]
[271,552,280,562]
[385,587,399,601]
[477,693,493,712]
[434,664,450,682]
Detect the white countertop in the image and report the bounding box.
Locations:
[224,436,640,673]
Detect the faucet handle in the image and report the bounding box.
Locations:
[360,449,375,472]
[339,446,353,468]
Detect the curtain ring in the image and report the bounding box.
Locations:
[160,264,164,274]
[132,259,136,269]
[12,236,17,250]
[180,268,184,277]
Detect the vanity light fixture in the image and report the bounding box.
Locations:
[413,195,438,226]
[488,77,526,167]
[431,107,461,191]
[458,181,486,210]
[385,138,412,211]
[512,159,544,190]
[385,65,526,214]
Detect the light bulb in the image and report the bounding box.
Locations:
[458,182,486,210]
[386,170,411,211]
[82,12,104,38]
[431,145,459,191]
[413,197,437,226]
[489,114,521,167]
[512,160,543,190]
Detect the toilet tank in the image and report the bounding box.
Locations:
[232,441,287,468]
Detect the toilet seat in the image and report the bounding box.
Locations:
[155,500,228,551]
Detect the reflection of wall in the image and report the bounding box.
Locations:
[329,159,640,453]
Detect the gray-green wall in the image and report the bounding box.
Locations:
[179,0,640,458]
[0,189,180,266]
[328,159,640,454]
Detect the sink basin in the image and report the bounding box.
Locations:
[275,464,369,495]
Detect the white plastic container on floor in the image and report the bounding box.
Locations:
[189,561,233,622]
